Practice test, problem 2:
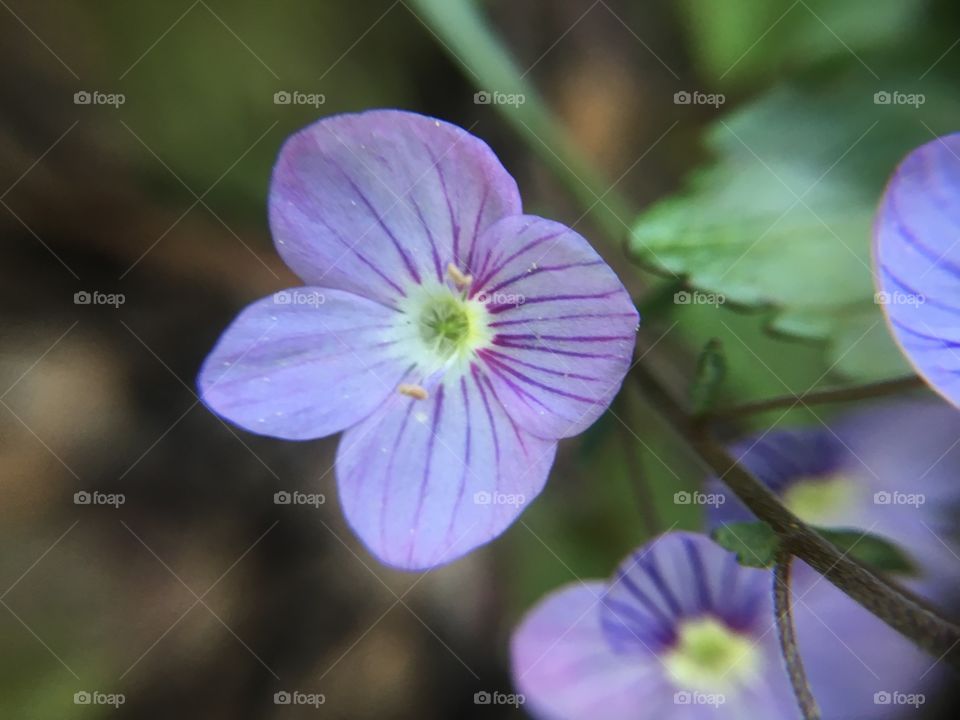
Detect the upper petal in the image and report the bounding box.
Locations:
[874,133,960,405]
[198,288,412,440]
[336,368,557,570]
[470,216,639,439]
[269,110,522,305]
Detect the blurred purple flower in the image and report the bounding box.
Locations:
[874,132,960,405]
[511,532,796,719]
[511,532,937,720]
[707,400,960,602]
[197,110,638,569]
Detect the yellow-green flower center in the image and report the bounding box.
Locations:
[782,473,857,525]
[662,616,759,692]
[395,282,492,377]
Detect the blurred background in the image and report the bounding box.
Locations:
[2,0,960,717]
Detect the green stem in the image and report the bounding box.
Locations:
[774,553,821,720]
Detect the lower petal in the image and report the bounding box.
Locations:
[336,368,557,569]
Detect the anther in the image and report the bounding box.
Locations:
[398,383,429,400]
[447,262,473,290]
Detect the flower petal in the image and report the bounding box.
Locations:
[874,133,960,405]
[336,368,557,569]
[471,216,639,439]
[512,582,672,720]
[269,110,522,306]
[603,532,771,651]
[198,288,412,440]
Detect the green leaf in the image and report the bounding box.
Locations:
[818,527,916,575]
[629,71,960,379]
[690,339,727,414]
[678,0,920,88]
[711,521,780,568]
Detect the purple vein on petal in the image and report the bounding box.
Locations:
[310,213,406,298]
[420,139,461,266]
[471,367,502,533]
[481,349,605,383]
[485,290,622,314]
[492,333,634,344]
[637,551,683,618]
[329,160,422,285]
[379,401,417,554]
[488,311,639,328]
[481,352,596,403]
[471,228,567,291]
[408,384,446,565]
[612,568,674,628]
[491,339,622,361]
[483,259,605,296]
[465,183,490,273]
[683,535,712,611]
[443,377,474,552]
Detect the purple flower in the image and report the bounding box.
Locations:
[874,132,960,405]
[707,401,960,602]
[511,532,795,719]
[197,110,638,569]
[511,532,937,720]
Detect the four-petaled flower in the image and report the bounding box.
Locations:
[198,110,638,569]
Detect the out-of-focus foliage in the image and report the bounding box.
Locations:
[679,0,923,87]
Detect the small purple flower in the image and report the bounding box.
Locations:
[511,532,794,719]
[511,532,936,720]
[707,401,960,602]
[874,132,960,405]
[197,110,638,569]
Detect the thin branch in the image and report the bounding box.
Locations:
[774,553,820,720]
[706,376,924,420]
[632,361,960,670]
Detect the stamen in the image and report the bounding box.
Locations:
[398,383,429,400]
[447,262,473,289]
